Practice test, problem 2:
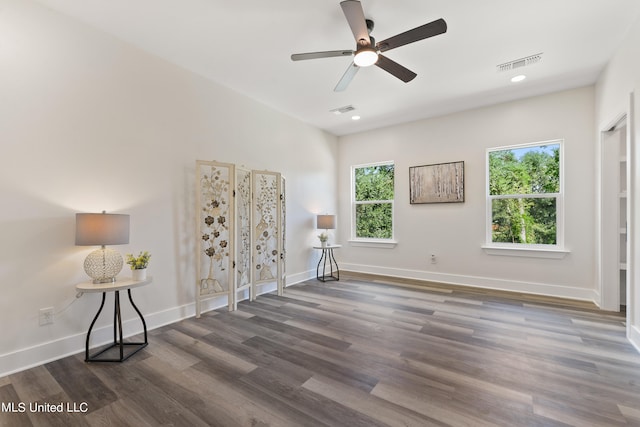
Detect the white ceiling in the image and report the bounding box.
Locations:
[35,0,640,136]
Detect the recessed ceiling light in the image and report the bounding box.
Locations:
[351,115,361,121]
[511,74,527,83]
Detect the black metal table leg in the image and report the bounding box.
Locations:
[128,288,148,345]
[85,292,106,361]
[329,248,340,281]
[316,247,340,282]
[85,289,148,362]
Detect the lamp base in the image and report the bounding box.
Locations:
[84,247,123,284]
[92,277,117,285]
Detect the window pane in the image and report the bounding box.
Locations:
[491,198,557,244]
[489,144,560,196]
[355,203,392,238]
[355,164,394,201]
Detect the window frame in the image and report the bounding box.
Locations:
[483,140,567,258]
[350,161,397,246]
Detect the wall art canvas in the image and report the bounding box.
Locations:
[409,161,464,204]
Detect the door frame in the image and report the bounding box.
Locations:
[598,106,632,316]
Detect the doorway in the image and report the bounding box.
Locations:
[600,116,628,312]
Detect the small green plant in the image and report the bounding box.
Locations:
[125,251,151,270]
[318,232,328,242]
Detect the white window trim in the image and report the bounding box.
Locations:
[481,244,569,259]
[348,239,398,248]
[351,161,396,247]
[484,139,568,258]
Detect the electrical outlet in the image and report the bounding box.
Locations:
[39,307,54,326]
[430,254,437,264]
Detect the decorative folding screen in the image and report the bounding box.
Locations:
[196,162,285,316]
[195,160,235,317]
[252,170,285,297]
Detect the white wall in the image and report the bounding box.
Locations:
[0,0,337,376]
[596,15,640,351]
[337,86,596,301]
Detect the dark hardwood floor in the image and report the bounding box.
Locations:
[2,273,640,426]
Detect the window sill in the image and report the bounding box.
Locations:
[349,239,398,249]
[481,245,569,259]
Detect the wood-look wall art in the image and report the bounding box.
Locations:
[409,161,465,204]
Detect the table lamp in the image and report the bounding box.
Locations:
[76,211,130,284]
[317,214,336,246]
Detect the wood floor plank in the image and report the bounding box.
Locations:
[44,357,118,414]
[239,367,388,427]
[371,380,497,427]
[89,361,211,426]
[141,334,201,371]
[3,273,640,426]
[243,335,379,392]
[303,375,448,427]
[9,365,65,404]
[158,328,258,375]
[183,364,307,427]
[0,384,33,427]
[84,398,155,427]
[246,315,352,351]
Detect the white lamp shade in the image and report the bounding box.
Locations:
[75,213,130,246]
[317,214,336,230]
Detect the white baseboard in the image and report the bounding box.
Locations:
[286,269,316,287]
[341,262,599,303]
[630,325,640,353]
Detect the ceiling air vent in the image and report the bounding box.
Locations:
[497,53,543,72]
[330,105,356,115]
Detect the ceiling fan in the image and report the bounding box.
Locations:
[291,0,447,91]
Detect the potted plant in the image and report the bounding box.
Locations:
[126,251,151,281]
[318,232,328,247]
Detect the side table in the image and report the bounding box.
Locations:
[313,244,341,282]
[76,277,152,362]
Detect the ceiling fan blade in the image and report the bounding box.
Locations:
[291,50,353,61]
[377,18,447,52]
[334,62,360,92]
[375,54,417,83]
[340,0,370,45]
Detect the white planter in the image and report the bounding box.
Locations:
[132,268,147,281]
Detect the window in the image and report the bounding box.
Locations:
[487,141,563,249]
[352,162,395,241]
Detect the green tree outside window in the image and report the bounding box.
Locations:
[488,143,561,245]
[353,163,394,239]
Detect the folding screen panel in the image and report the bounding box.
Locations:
[195,160,235,317]
[233,166,253,310]
[252,170,284,298]
[280,175,287,291]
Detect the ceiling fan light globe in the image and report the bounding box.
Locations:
[354,49,378,67]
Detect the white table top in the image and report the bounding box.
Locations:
[76,277,153,293]
[313,244,342,249]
